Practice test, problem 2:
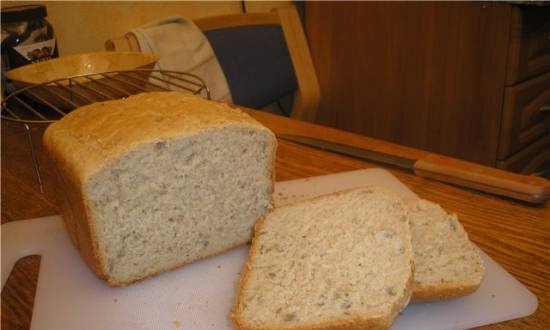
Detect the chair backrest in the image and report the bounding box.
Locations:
[105,6,320,121]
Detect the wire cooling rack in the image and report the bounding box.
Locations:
[1,69,210,123]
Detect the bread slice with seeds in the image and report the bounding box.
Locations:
[232,187,414,330]
[406,199,485,302]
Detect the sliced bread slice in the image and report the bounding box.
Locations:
[406,199,485,302]
[232,187,414,330]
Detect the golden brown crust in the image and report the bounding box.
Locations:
[44,131,110,282]
[233,315,393,330]
[43,91,277,286]
[411,282,482,303]
[231,188,414,330]
[231,214,267,329]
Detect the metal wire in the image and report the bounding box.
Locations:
[1,69,210,124]
[24,124,44,193]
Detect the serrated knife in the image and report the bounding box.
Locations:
[277,134,550,204]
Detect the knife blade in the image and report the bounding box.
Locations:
[277,134,550,204]
[278,134,417,170]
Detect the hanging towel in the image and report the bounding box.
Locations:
[128,17,232,103]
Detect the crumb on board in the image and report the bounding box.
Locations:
[173,320,181,328]
[491,293,496,298]
[113,298,118,303]
[217,265,221,269]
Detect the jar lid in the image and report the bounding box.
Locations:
[1,5,47,23]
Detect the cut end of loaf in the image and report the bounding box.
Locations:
[233,187,414,330]
[43,92,277,286]
[86,125,275,285]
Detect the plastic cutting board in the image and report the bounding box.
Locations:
[1,169,538,330]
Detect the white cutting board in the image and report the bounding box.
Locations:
[1,169,537,330]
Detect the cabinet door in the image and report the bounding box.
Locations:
[498,71,550,159]
[306,2,512,166]
[497,134,550,175]
[506,6,550,85]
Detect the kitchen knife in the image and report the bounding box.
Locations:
[278,134,550,204]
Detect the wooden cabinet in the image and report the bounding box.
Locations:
[496,134,549,174]
[305,2,550,172]
[498,72,550,159]
[498,6,550,175]
[506,5,550,85]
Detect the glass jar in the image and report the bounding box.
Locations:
[1,5,59,71]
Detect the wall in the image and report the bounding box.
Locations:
[1,1,291,55]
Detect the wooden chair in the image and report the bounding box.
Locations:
[105,5,320,121]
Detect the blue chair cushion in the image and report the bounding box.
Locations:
[204,24,298,110]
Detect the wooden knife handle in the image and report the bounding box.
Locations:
[414,154,550,204]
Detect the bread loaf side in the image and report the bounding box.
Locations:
[44,92,277,286]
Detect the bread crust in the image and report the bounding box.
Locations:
[44,135,110,282]
[43,92,277,286]
[231,187,414,330]
[411,282,482,303]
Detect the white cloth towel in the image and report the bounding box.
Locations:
[129,17,232,103]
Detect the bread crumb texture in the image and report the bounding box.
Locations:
[235,188,413,330]
[44,92,276,285]
[407,199,485,300]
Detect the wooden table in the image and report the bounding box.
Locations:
[1,111,548,330]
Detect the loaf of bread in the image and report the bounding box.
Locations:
[232,187,414,330]
[43,92,277,286]
[406,199,485,302]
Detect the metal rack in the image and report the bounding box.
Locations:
[1,69,210,123]
[1,69,210,192]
